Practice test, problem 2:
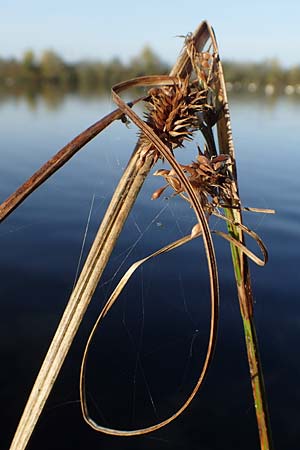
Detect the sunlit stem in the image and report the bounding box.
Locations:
[225,207,273,450]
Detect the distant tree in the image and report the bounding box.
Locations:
[286,65,300,85]
[263,59,284,87]
[21,50,39,81]
[22,50,35,71]
[104,57,126,87]
[76,61,101,91]
[40,50,65,82]
[0,57,21,84]
[129,46,169,77]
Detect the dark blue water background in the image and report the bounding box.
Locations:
[0,93,299,450]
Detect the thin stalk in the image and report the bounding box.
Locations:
[242,313,273,450]
[211,20,274,449]
[225,208,273,450]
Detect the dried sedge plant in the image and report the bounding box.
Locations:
[1,21,274,450]
[80,28,273,441]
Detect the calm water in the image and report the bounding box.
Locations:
[0,93,300,450]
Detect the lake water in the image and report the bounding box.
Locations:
[0,92,300,450]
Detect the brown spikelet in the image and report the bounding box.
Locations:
[140,76,210,163]
[152,152,234,211]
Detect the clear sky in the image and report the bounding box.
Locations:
[1,0,300,66]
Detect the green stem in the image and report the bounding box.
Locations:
[225,208,273,450]
[199,21,273,448]
[242,315,273,450]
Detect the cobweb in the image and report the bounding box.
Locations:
[71,172,212,431]
[63,119,271,432]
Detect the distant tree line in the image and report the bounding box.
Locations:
[222,59,300,93]
[0,47,169,94]
[1,47,300,95]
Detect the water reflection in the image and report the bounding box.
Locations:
[2,83,300,113]
[0,85,111,111]
[0,93,300,450]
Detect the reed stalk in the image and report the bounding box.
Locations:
[214,28,274,449]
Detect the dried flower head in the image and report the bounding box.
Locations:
[139,77,211,163]
[152,151,234,213]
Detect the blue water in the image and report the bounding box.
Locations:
[0,93,299,450]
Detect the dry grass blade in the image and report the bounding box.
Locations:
[211,210,269,265]
[243,207,275,214]
[79,195,269,434]
[0,97,143,223]
[80,231,215,435]
[213,230,266,266]
[7,21,215,450]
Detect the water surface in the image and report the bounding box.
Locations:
[0,93,299,450]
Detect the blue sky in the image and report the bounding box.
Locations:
[1,0,299,66]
